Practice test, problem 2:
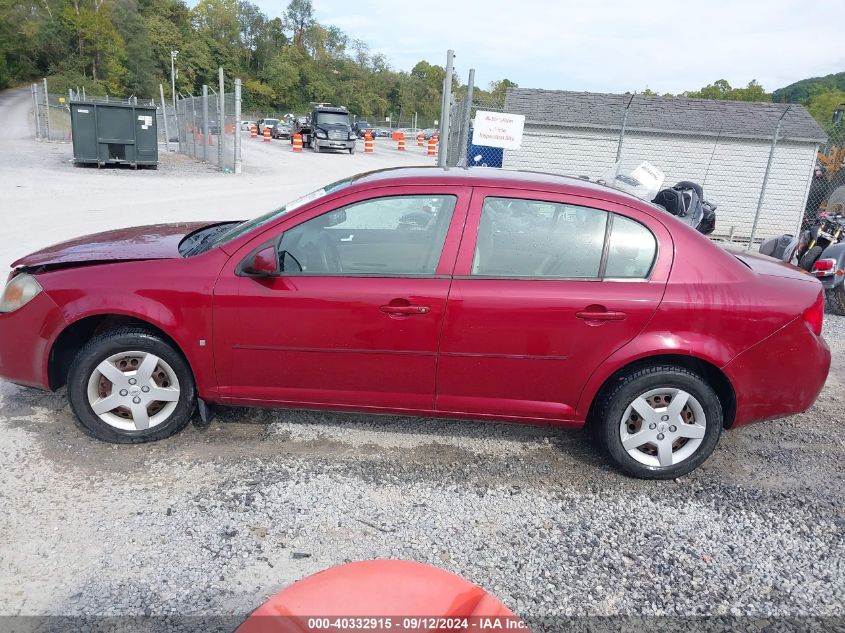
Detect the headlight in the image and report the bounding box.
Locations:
[0,273,43,313]
[316,130,327,139]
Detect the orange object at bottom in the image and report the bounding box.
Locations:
[237,560,521,633]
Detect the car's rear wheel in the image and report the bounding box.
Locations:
[595,365,722,479]
[67,327,196,443]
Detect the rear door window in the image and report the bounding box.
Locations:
[472,197,607,278]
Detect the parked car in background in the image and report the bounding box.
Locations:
[0,168,829,479]
[256,118,280,136]
[422,128,438,139]
[353,120,374,138]
[272,123,292,140]
[240,120,256,131]
[373,128,390,137]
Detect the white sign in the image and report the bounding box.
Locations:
[472,110,525,149]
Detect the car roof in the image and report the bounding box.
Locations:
[343,167,651,208]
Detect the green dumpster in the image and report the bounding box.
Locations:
[70,102,158,168]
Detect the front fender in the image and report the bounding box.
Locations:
[37,256,226,400]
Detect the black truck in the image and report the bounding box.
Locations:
[293,105,356,154]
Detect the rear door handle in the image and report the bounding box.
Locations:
[380,304,430,315]
[575,310,627,321]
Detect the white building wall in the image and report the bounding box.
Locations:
[503,126,817,241]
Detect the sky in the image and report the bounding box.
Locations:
[249,0,845,94]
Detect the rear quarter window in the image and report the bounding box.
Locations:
[604,215,658,279]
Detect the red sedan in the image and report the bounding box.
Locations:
[0,168,830,478]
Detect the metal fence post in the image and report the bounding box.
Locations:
[32,84,41,139]
[202,84,209,163]
[749,105,791,247]
[159,83,170,153]
[614,93,635,179]
[234,77,242,174]
[218,67,224,170]
[457,68,475,168]
[437,49,454,167]
[43,78,50,141]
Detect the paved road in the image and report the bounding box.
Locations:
[0,87,33,140]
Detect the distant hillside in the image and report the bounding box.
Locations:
[772,71,845,103]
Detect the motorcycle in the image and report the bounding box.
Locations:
[603,162,717,235]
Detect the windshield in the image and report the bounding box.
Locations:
[264,119,279,125]
[356,121,371,127]
[192,177,355,255]
[316,112,349,126]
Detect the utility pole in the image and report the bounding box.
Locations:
[437,49,454,167]
[170,50,179,110]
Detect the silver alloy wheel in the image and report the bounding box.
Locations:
[86,351,181,432]
[619,387,707,468]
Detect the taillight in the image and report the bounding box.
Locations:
[812,258,837,276]
[802,292,825,336]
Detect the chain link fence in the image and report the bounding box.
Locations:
[173,77,241,172]
[444,87,831,246]
[445,93,506,168]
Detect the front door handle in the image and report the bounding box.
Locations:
[380,304,430,315]
[575,309,627,321]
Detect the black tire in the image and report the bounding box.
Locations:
[595,365,722,479]
[799,245,823,271]
[826,284,845,316]
[67,326,196,444]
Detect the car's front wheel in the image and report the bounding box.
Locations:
[67,327,196,443]
[595,365,722,479]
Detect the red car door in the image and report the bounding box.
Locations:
[214,186,470,411]
[435,187,673,422]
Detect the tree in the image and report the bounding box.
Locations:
[283,0,312,48]
[684,79,769,102]
[489,78,517,104]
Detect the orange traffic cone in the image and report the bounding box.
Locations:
[397,132,405,151]
[417,131,424,147]
[364,131,374,153]
[292,133,303,152]
[250,124,257,139]
[263,127,271,142]
[427,136,437,157]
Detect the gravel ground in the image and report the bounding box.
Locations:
[1,87,844,631]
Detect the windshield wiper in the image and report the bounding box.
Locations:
[185,224,237,257]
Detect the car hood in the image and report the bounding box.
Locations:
[728,247,818,284]
[12,221,216,268]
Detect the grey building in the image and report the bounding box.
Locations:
[502,89,827,241]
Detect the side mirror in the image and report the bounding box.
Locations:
[242,245,278,276]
